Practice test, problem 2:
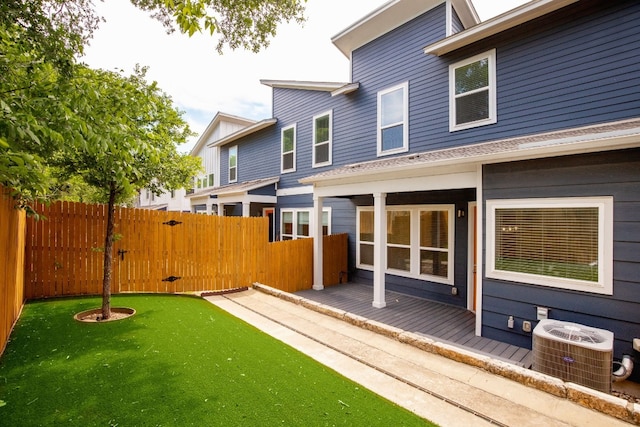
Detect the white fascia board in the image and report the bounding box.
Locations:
[451,0,480,28]
[331,82,360,97]
[215,194,277,205]
[189,112,256,156]
[424,0,580,56]
[332,0,442,58]
[276,185,314,197]
[260,80,349,92]
[209,118,277,148]
[313,169,478,198]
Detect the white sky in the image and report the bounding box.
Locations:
[82,0,529,151]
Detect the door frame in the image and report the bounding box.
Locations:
[262,207,275,242]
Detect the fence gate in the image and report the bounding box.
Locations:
[114,209,266,294]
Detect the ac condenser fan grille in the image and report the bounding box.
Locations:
[542,323,607,344]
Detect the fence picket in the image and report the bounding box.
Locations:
[21,201,347,298]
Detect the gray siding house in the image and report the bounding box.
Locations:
[207,0,640,380]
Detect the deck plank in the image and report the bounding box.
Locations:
[296,283,532,367]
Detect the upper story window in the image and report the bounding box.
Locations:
[228,145,238,183]
[486,197,613,295]
[377,82,409,156]
[281,124,296,173]
[313,111,332,167]
[450,49,496,131]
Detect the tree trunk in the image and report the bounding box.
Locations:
[101,181,117,320]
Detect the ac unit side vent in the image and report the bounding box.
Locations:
[533,319,613,393]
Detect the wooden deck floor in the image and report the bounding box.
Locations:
[296,283,532,368]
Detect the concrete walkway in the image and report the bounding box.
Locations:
[203,287,635,427]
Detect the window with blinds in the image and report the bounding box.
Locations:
[486,198,613,294]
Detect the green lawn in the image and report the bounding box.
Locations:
[0,295,434,426]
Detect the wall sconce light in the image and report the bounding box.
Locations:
[457,209,465,218]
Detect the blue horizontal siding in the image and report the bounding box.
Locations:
[229,1,640,189]
[219,126,279,186]
[481,149,640,377]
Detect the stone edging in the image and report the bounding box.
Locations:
[252,282,640,425]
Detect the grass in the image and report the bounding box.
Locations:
[0,294,434,426]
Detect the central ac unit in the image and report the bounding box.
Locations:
[532,319,613,393]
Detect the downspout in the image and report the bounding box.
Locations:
[612,354,634,382]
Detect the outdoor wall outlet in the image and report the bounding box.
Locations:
[536,307,549,320]
[508,316,514,329]
[522,321,532,333]
[451,287,458,296]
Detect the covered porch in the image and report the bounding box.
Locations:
[297,282,532,367]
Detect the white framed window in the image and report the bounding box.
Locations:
[357,208,375,268]
[449,49,496,131]
[486,197,613,295]
[313,110,332,167]
[356,205,454,285]
[228,145,238,183]
[377,82,409,156]
[281,124,296,173]
[280,208,331,240]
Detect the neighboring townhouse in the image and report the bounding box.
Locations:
[136,186,190,212]
[186,112,257,214]
[136,112,255,213]
[209,0,640,380]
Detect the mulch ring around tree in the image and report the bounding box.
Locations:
[74,307,136,323]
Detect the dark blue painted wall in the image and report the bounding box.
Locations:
[226,0,640,192]
[219,126,279,186]
[265,1,640,189]
[482,149,640,374]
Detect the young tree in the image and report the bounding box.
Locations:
[131,0,306,52]
[54,65,202,319]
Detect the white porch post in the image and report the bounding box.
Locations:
[372,192,387,308]
[242,202,250,217]
[313,195,324,290]
[216,203,224,216]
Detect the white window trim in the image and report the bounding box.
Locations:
[377,82,409,157]
[356,205,455,285]
[357,207,375,270]
[449,49,497,132]
[280,207,332,240]
[228,145,238,183]
[312,110,333,168]
[281,124,297,173]
[486,197,613,295]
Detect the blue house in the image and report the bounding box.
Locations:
[207,0,640,378]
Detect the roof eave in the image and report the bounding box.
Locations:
[300,120,640,186]
[423,0,580,56]
[209,118,278,148]
[332,0,445,58]
[189,112,256,156]
[260,79,350,92]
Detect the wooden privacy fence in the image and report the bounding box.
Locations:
[0,191,26,354]
[24,200,348,299]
